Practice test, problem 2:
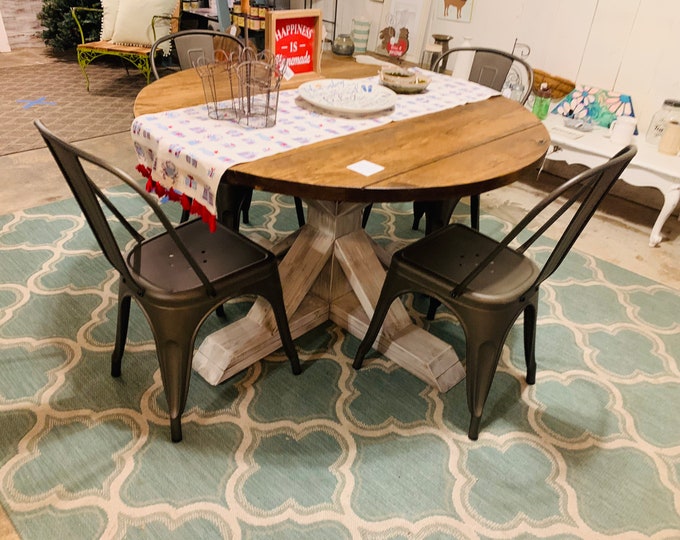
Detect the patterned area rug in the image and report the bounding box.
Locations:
[0,189,679,539]
[0,55,145,156]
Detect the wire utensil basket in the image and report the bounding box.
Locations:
[195,48,286,128]
[195,49,238,121]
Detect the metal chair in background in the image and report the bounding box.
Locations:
[354,146,636,440]
[413,47,535,233]
[150,28,244,79]
[35,120,301,443]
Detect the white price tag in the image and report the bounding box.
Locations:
[347,160,385,176]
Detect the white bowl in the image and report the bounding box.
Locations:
[379,68,431,94]
[379,66,417,85]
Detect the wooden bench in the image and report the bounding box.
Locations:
[71,6,179,91]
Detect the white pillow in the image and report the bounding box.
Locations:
[99,0,120,41]
[111,0,177,47]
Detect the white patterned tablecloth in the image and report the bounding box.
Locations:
[131,69,499,229]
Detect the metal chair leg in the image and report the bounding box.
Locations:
[294,197,305,227]
[470,194,480,230]
[111,292,131,377]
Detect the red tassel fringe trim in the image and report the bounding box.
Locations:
[135,164,217,232]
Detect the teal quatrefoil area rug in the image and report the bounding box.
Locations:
[0,187,679,539]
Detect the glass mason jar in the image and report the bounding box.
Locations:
[646,99,680,145]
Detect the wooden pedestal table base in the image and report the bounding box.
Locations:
[193,200,466,391]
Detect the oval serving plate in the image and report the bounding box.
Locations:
[298,79,398,114]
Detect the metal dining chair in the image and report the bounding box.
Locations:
[412,46,535,233]
[354,146,636,440]
[150,29,307,229]
[35,120,301,443]
[150,28,244,79]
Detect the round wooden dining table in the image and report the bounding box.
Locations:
[134,54,550,391]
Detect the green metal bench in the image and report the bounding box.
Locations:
[71,7,178,91]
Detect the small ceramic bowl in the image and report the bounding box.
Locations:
[379,66,417,85]
[379,67,431,94]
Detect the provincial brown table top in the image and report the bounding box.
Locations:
[134,54,550,204]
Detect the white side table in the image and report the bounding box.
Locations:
[543,114,680,246]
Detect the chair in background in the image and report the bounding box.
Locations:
[413,47,535,233]
[150,29,306,228]
[150,28,244,79]
[35,120,301,443]
[353,146,636,440]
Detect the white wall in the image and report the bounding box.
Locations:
[335,0,680,133]
[0,9,11,52]
[609,0,680,132]
[0,0,44,49]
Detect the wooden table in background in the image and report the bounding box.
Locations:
[134,55,551,391]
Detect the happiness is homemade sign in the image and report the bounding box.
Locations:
[266,9,322,76]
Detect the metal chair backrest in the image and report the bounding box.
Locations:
[150,29,244,79]
[452,145,638,297]
[34,120,215,298]
[434,46,534,104]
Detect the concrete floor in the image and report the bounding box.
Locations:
[485,173,680,290]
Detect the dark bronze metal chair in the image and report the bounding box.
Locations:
[150,28,244,80]
[354,145,636,440]
[413,47,535,233]
[362,47,534,233]
[35,120,301,443]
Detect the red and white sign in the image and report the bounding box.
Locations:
[386,37,408,58]
[272,16,316,74]
[266,9,322,77]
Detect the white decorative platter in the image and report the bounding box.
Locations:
[298,79,398,114]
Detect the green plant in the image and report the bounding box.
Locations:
[38,0,101,52]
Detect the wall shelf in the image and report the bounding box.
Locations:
[303,0,337,40]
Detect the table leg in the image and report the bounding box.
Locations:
[333,230,465,391]
[548,149,680,247]
[649,185,680,247]
[193,200,465,391]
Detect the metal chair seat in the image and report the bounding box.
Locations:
[400,225,541,303]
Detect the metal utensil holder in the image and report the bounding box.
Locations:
[195,49,239,121]
[195,48,286,129]
[235,49,286,129]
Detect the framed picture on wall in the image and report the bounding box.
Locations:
[436,0,474,23]
[374,0,433,64]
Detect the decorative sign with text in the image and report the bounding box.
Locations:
[265,9,322,77]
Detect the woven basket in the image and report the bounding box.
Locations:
[532,69,575,100]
